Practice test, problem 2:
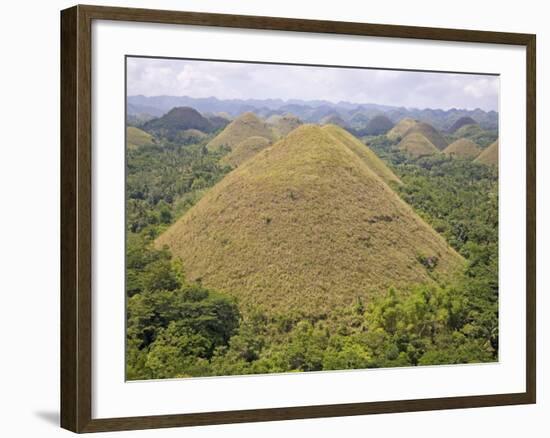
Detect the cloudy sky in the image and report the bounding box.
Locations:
[127,57,499,111]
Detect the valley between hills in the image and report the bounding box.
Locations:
[125,100,499,380]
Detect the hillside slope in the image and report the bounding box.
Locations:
[475,140,499,166]
[126,126,155,150]
[142,107,214,141]
[157,125,463,315]
[387,118,417,141]
[364,114,394,135]
[322,125,401,186]
[443,138,482,159]
[268,114,303,138]
[320,114,348,128]
[403,122,448,150]
[398,132,440,157]
[449,116,477,133]
[207,112,276,151]
[220,136,271,167]
[453,124,498,148]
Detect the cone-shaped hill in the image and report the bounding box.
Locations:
[364,114,394,136]
[179,129,208,143]
[142,107,214,141]
[322,125,401,186]
[398,132,440,158]
[268,114,303,138]
[475,140,498,166]
[206,114,231,131]
[207,112,276,151]
[387,118,417,141]
[453,123,498,148]
[220,136,271,167]
[403,122,448,150]
[449,116,477,133]
[320,114,348,128]
[156,125,463,316]
[443,138,482,159]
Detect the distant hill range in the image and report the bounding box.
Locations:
[127,95,498,133]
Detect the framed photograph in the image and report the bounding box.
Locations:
[60,4,536,433]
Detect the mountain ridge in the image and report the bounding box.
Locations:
[128,95,499,131]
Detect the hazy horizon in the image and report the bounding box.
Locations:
[127,57,499,112]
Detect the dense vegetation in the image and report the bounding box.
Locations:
[126,141,231,235]
[126,121,498,380]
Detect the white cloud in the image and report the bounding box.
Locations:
[126,57,499,111]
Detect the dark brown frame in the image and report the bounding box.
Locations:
[61,4,536,433]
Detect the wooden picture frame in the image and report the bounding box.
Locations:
[61,4,536,433]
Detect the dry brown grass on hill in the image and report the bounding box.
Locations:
[386,118,418,141]
[207,112,276,151]
[126,126,155,150]
[320,114,348,128]
[180,129,207,142]
[404,122,448,150]
[156,124,463,316]
[443,138,482,159]
[322,124,402,186]
[268,114,303,138]
[475,140,499,166]
[449,116,477,133]
[220,136,271,167]
[398,132,440,158]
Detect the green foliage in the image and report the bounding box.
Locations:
[126,141,231,234]
[395,155,498,254]
[126,240,240,380]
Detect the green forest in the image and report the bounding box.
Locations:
[126,118,498,380]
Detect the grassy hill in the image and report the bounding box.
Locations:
[220,136,271,167]
[127,126,155,150]
[207,112,276,151]
[386,118,417,141]
[475,140,499,166]
[322,125,401,186]
[452,124,498,148]
[156,124,463,316]
[179,129,207,144]
[448,116,477,133]
[206,113,231,131]
[320,114,348,128]
[363,114,394,135]
[349,111,370,128]
[142,107,214,142]
[443,138,481,159]
[268,114,303,138]
[398,132,440,157]
[403,122,448,150]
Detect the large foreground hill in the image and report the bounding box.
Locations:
[156,125,463,315]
